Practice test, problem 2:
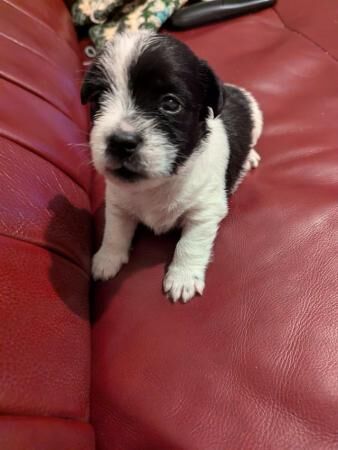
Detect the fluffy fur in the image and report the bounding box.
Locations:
[82,31,263,303]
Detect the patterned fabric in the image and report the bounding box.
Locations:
[72,0,187,48]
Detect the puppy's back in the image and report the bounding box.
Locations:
[221,84,263,192]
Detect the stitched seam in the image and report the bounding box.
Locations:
[1,72,85,127]
[3,0,79,59]
[273,7,338,64]
[0,132,90,195]
[0,231,90,277]
[0,32,85,85]
[0,415,94,427]
[0,32,67,72]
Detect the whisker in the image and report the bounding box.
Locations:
[79,159,95,169]
[74,129,90,137]
[67,142,90,148]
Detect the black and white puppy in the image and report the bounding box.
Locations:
[82,31,263,303]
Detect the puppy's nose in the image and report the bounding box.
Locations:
[107,130,142,158]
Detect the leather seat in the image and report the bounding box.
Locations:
[0,0,94,448]
[1,0,337,449]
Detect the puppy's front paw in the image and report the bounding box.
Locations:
[163,266,205,303]
[92,247,128,281]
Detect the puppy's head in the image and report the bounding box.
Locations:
[82,31,225,183]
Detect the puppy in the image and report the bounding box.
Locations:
[81,31,263,303]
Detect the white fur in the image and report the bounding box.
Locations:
[241,89,263,148]
[245,148,261,170]
[92,209,137,281]
[90,33,263,303]
[91,109,177,178]
[231,148,262,194]
[227,85,263,194]
[90,32,177,178]
[92,117,229,302]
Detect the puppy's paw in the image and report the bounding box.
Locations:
[244,148,261,170]
[92,247,128,281]
[163,266,205,303]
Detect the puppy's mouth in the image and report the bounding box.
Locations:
[106,160,145,182]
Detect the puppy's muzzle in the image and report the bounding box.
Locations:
[106,130,143,161]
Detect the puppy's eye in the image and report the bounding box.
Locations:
[160,95,181,114]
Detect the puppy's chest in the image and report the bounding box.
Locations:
[135,199,185,234]
[132,195,186,234]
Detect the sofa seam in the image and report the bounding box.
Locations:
[0,415,95,436]
[0,32,78,74]
[3,0,80,59]
[0,231,90,277]
[273,7,338,64]
[1,72,85,129]
[0,132,90,195]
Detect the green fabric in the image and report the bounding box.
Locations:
[72,0,187,48]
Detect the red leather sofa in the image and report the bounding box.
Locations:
[1,1,337,449]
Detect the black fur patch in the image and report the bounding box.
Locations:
[82,34,255,189]
[220,85,253,193]
[128,34,224,172]
[81,60,111,118]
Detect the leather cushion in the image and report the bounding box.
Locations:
[0,0,94,447]
[0,417,95,450]
[91,3,338,449]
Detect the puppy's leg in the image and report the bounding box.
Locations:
[92,203,137,281]
[164,206,227,303]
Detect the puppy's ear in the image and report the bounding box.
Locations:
[199,60,225,118]
[81,61,108,105]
